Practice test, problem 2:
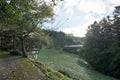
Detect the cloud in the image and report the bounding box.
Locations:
[64,0,80,8]
[54,0,120,37]
[62,23,89,37]
[65,8,74,15]
[55,0,120,15]
[61,13,102,37]
[59,0,80,15]
[77,0,107,14]
[106,0,120,13]
[107,0,120,5]
[85,13,102,23]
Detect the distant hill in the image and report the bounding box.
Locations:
[45,30,84,49]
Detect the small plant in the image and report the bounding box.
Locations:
[54,71,64,79]
[46,67,64,80]
[47,72,60,80]
[10,49,21,56]
[46,67,55,72]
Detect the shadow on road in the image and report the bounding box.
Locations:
[0,54,13,60]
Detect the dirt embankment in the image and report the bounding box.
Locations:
[0,55,49,80]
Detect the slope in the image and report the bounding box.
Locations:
[0,51,72,80]
[35,49,119,80]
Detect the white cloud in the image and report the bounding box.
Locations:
[44,0,51,3]
[62,25,87,37]
[64,0,80,8]
[85,13,102,23]
[106,0,120,13]
[61,0,80,15]
[65,8,74,15]
[85,14,96,22]
[107,0,120,5]
[77,0,107,14]
[55,0,120,15]
[61,13,103,37]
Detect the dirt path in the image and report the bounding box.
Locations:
[0,56,21,80]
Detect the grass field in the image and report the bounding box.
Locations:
[32,49,118,80]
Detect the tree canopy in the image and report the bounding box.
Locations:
[0,0,61,57]
[81,6,120,79]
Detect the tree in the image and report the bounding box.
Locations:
[45,30,76,49]
[25,30,52,51]
[0,0,61,57]
[81,6,120,79]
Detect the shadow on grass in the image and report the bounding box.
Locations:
[0,53,13,60]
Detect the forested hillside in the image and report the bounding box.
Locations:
[45,30,84,49]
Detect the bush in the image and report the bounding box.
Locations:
[0,46,8,51]
[54,72,64,79]
[10,50,21,56]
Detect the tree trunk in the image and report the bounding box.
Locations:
[0,37,1,46]
[13,34,16,49]
[21,38,27,58]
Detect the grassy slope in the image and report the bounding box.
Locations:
[35,49,118,80]
[6,58,48,80]
[0,51,72,80]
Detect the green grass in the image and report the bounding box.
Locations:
[0,50,9,55]
[32,60,73,80]
[32,49,118,80]
[5,58,48,80]
[0,51,12,60]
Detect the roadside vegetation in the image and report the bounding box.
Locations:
[81,6,120,79]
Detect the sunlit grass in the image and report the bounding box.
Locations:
[0,51,12,60]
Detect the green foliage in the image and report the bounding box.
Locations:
[0,51,11,60]
[45,30,82,50]
[115,6,120,11]
[32,60,72,80]
[82,6,120,79]
[0,0,57,57]
[63,47,81,54]
[47,71,64,80]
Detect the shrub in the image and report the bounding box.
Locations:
[10,50,21,56]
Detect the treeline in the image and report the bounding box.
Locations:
[81,6,120,79]
[45,30,83,49]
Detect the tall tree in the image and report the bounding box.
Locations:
[82,6,120,78]
[0,0,61,57]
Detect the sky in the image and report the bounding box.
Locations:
[45,0,120,37]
